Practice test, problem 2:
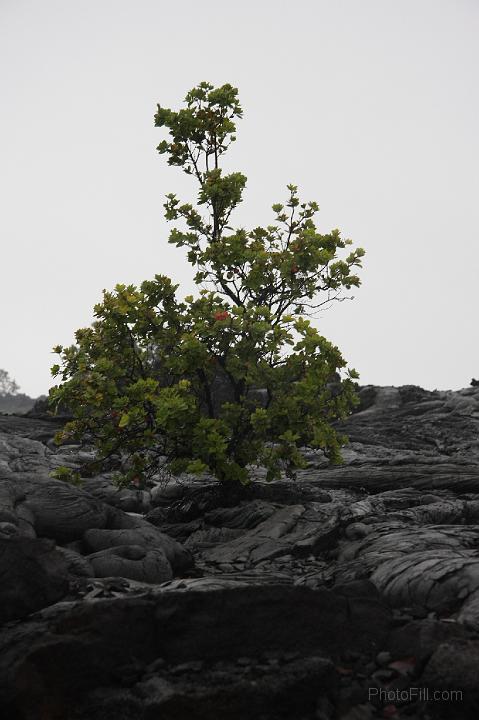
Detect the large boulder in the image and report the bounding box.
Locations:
[200,504,340,565]
[0,536,69,623]
[0,581,391,718]
[23,479,109,542]
[82,475,151,514]
[0,431,50,477]
[83,525,193,573]
[88,545,173,583]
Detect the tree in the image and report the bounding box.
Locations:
[0,369,19,396]
[50,82,365,487]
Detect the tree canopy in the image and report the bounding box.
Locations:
[50,82,364,487]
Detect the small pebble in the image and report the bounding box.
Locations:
[376,651,392,667]
[237,657,252,667]
[146,657,166,673]
[342,650,362,662]
[282,651,300,662]
[372,668,396,682]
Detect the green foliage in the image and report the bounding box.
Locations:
[50,82,365,487]
[50,466,83,487]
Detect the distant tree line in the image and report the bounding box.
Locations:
[0,369,19,396]
[0,369,43,415]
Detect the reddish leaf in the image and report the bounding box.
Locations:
[335,666,352,675]
[389,656,416,675]
[383,706,398,718]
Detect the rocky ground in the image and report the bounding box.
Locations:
[1,383,479,719]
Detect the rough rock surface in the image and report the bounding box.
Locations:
[0,536,69,623]
[1,382,479,719]
[87,545,173,583]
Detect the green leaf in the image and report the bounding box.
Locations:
[118,413,130,428]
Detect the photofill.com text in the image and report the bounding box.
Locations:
[369,687,463,702]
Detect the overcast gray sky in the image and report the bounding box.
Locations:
[1,0,478,397]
